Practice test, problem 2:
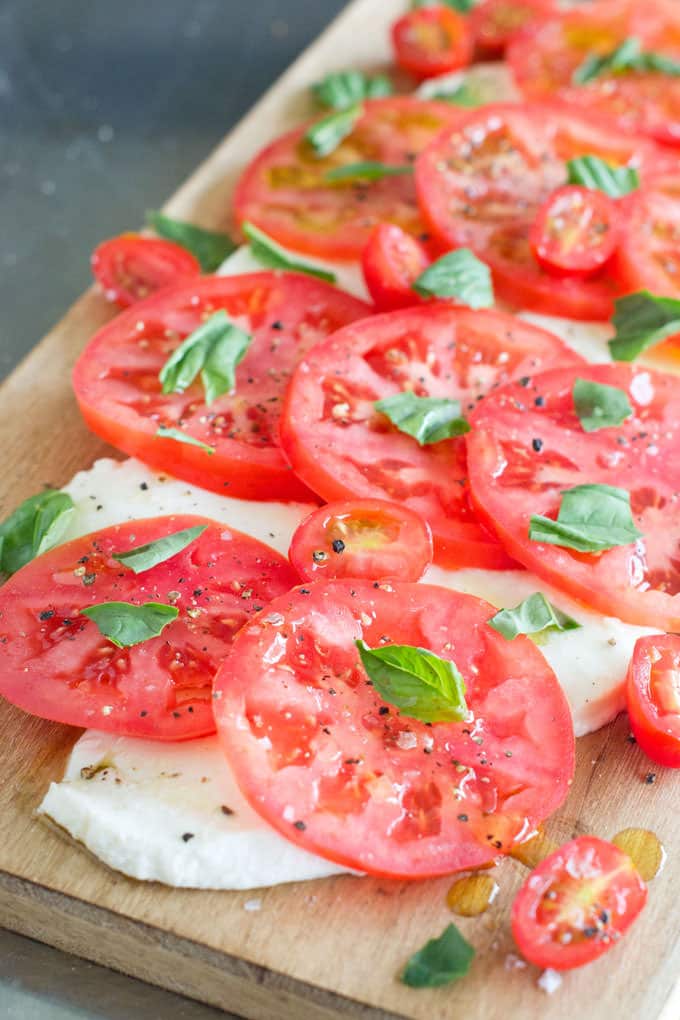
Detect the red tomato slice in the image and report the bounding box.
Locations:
[288,498,433,583]
[91,234,201,308]
[279,304,583,570]
[391,6,473,81]
[233,98,459,262]
[72,273,370,502]
[529,185,620,277]
[212,580,574,878]
[627,634,680,768]
[470,0,556,58]
[614,177,680,298]
[466,362,680,630]
[511,835,648,970]
[415,103,662,319]
[361,223,430,312]
[0,515,298,740]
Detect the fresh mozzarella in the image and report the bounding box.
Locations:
[218,244,370,302]
[39,731,346,889]
[519,312,613,364]
[416,61,519,104]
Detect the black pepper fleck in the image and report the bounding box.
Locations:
[181,832,195,842]
[294,820,306,831]
[532,438,543,452]
[332,539,346,554]
[39,610,55,621]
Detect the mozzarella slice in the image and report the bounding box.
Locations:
[218,244,370,302]
[519,312,613,364]
[416,61,520,104]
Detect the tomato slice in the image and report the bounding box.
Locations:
[511,836,648,970]
[72,273,370,501]
[361,223,430,312]
[466,362,680,630]
[391,6,473,81]
[0,515,298,739]
[213,580,574,878]
[91,234,201,308]
[470,0,557,57]
[614,176,680,298]
[288,499,433,583]
[279,303,583,570]
[529,185,620,278]
[233,98,459,262]
[627,634,680,768]
[415,103,662,319]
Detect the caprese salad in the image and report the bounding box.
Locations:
[2,0,680,995]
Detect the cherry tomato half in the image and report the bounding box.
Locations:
[361,223,430,312]
[470,0,556,57]
[288,498,433,583]
[91,234,201,308]
[627,634,680,768]
[391,5,473,81]
[529,185,620,278]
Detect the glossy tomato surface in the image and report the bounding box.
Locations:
[213,580,575,878]
[361,223,430,312]
[91,234,201,308]
[0,515,298,739]
[391,6,473,80]
[512,836,648,970]
[470,0,556,57]
[529,185,620,277]
[614,177,680,298]
[72,273,370,501]
[233,98,458,261]
[627,634,680,768]
[279,303,582,569]
[466,362,680,629]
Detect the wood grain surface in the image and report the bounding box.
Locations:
[0,1,678,1017]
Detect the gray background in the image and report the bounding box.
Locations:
[0,1,345,1017]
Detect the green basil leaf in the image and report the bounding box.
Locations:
[146,211,236,272]
[573,36,680,84]
[159,310,252,404]
[412,0,476,12]
[304,102,363,158]
[573,378,633,432]
[428,81,483,106]
[312,70,392,110]
[401,924,475,989]
[608,291,680,361]
[529,483,642,553]
[566,155,639,198]
[325,161,413,183]
[0,491,75,578]
[155,426,215,455]
[242,222,336,283]
[488,592,580,641]
[81,601,178,648]
[413,249,494,309]
[375,392,470,445]
[356,640,468,724]
[112,525,207,574]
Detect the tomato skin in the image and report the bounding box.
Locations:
[288,499,433,583]
[91,235,201,308]
[529,185,620,278]
[627,635,680,768]
[470,0,556,57]
[391,6,473,81]
[613,178,680,305]
[512,836,648,971]
[0,516,299,740]
[361,224,430,312]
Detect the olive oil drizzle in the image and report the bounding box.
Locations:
[612,828,666,881]
[446,873,499,917]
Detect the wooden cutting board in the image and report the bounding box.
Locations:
[0,1,678,1017]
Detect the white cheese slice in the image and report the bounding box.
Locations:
[519,312,613,364]
[218,244,370,303]
[416,61,519,104]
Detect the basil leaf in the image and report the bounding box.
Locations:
[573,378,633,432]
[159,310,252,404]
[242,222,336,283]
[304,103,363,158]
[574,36,680,84]
[429,81,483,106]
[608,291,680,361]
[325,162,413,183]
[312,70,392,110]
[146,211,236,272]
[566,155,639,198]
[413,249,494,309]
[356,640,468,724]
[529,483,642,553]
[0,491,75,578]
[81,601,178,648]
[412,0,476,12]
[112,525,207,574]
[488,592,580,641]
[155,426,215,455]
[375,392,470,445]
[401,924,475,989]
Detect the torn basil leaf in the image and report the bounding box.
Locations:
[413,249,494,309]
[146,211,236,272]
[312,70,392,110]
[566,155,639,199]
[242,221,336,283]
[155,427,215,455]
[488,592,580,641]
[356,640,468,724]
[304,102,363,158]
[112,525,207,575]
[529,483,642,553]
[573,36,680,84]
[0,491,75,579]
[159,310,252,405]
[608,291,680,361]
[325,161,413,183]
[81,601,178,648]
[401,924,475,989]
[573,378,633,432]
[412,0,476,12]
[375,392,470,445]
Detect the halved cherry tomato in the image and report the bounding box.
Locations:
[213,580,574,878]
[627,635,680,768]
[72,273,369,501]
[288,498,433,583]
[391,5,473,81]
[0,515,298,740]
[529,185,620,277]
[361,223,430,312]
[511,836,648,970]
[470,0,556,58]
[91,234,201,308]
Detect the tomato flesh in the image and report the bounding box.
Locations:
[512,836,648,970]
[529,185,620,277]
[91,235,201,308]
[470,0,556,57]
[288,498,433,583]
[0,515,298,739]
[391,6,473,81]
[212,580,575,878]
[361,223,430,312]
[627,634,680,768]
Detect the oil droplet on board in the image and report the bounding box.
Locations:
[611,828,666,881]
[446,874,499,917]
[509,827,559,869]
